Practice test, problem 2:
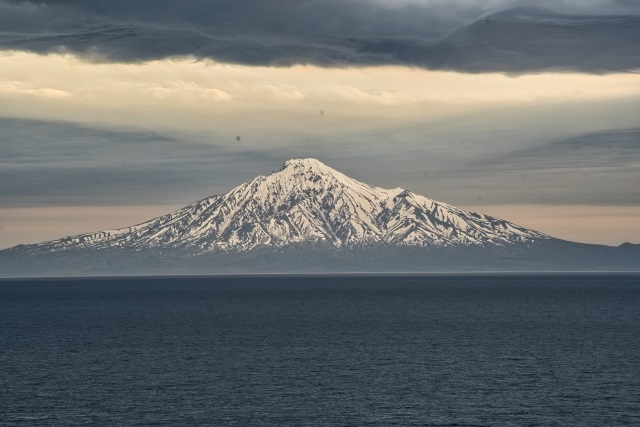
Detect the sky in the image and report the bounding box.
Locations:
[1,0,639,248]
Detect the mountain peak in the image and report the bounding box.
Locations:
[280,158,342,177]
[274,157,361,190]
[282,157,328,169]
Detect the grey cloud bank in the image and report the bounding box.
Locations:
[0,118,279,207]
[2,117,638,209]
[481,128,640,172]
[1,0,639,73]
[458,128,640,205]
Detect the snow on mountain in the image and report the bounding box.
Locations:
[17,158,550,254]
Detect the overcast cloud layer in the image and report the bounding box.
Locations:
[1,0,639,73]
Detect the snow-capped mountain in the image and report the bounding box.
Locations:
[16,158,550,255]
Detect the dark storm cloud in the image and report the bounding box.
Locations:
[1,0,639,73]
[0,117,281,206]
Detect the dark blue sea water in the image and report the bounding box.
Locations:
[1,274,639,426]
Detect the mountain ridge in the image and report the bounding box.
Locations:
[8,158,551,255]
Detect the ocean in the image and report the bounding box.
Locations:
[1,274,639,426]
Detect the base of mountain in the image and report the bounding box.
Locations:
[1,240,638,277]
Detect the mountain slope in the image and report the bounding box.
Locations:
[12,158,550,255]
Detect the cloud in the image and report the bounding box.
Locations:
[0,117,282,207]
[452,128,640,205]
[0,81,71,98]
[4,115,639,210]
[0,0,639,73]
[482,127,640,171]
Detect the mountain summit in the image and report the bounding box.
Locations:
[16,158,549,255]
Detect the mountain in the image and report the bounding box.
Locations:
[12,158,549,253]
[1,158,638,276]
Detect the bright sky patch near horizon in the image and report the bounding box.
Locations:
[1,0,639,248]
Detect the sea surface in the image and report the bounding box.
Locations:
[1,274,639,426]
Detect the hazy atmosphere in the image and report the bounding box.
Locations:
[1,0,639,248]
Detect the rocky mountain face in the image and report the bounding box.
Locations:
[13,158,550,255]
